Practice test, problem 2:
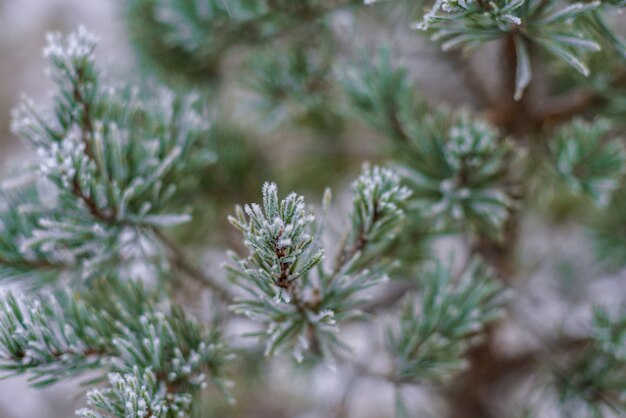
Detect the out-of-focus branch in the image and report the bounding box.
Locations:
[153,228,233,301]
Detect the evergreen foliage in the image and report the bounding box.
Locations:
[125,0,359,87]
[227,166,412,362]
[548,118,625,207]
[387,259,504,384]
[553,307,626,416]
[342,52,515,238]
[416,0,625,100]
[0,0,625,416]
[0,277,232,416]
[591,185,626,268]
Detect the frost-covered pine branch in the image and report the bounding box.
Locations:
[410,0,625,100]
[342,53,515,239]
[4,27,225,291]
[1,0,626,414]
[548,118,625,207]
[387,259,504,384]
[0,277,232,416]
[76,368,187,418]
[226,165,413,362]
[331,165,412,277]
[551,307,626,416]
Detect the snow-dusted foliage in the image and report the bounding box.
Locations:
[348,165,412,249]
[0,277,232,415]
[6,27,215,283]
[342,53,514,239]
[340,36,625,415]
[1,0,626,413]
[388,260,504,384]
[401,110,513,237]
[11,27,212,228]
[414,0,608,100]
[549,118,625,207]
[76,368,176,418]
[227,166,417,363]
[228,182,324,304]
[552,307,626,414]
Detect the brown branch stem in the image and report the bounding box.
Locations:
[153,229,232,301]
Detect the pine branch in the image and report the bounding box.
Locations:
[227,168,409,362]
[387,259,505,385]
[126,0,361,86]
[414,0,605,101]
[548,117,625,207]
[344,58,515,239]
[1,4,625,415]
[330,165,411,282]
[76,367,199,418]
[0,277,233,416]
[6,27,221,286]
